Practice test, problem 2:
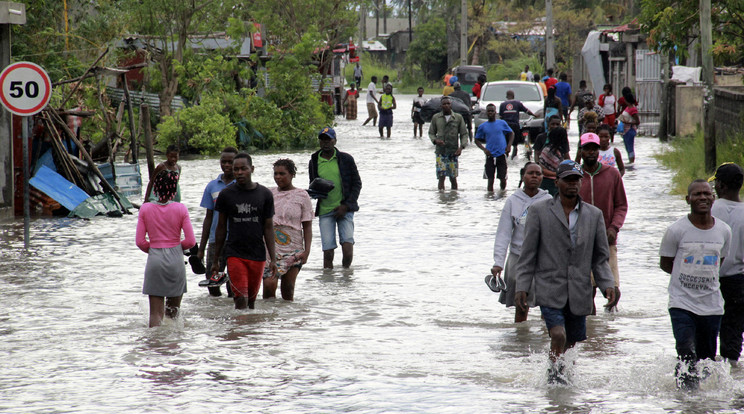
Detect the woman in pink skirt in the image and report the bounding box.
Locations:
[136,170,195,327]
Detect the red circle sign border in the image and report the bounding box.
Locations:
[0,62,52,116]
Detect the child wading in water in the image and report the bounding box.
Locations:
[378,84,397,138]
[144,144,182,203]
[597,124,625,176]
[412,87,426,138]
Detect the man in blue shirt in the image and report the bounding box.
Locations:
[475,103,514,192]
[198,146,237,296]
[554,73,573,128]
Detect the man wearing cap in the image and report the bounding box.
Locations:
[514,160,616,384]
[443,76,457,96]
[660,179,731,390]
[579,132,627,312]
[709,163,744,366]
[474,103,514,192]
[429,96,469,191]
[308,127,362,269]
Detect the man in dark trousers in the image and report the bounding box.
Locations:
[660,179,731,390]
[515,160,616,384]
[709,163,744,367]
[309,127,362,269]
[474,103,514,192]
[499,89,535,159]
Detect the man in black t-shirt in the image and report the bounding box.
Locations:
[212,153,276,310]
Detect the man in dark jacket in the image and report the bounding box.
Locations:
[449,82,474,141]
[309,127,362,269]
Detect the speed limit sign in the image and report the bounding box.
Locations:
[0,61,52,116]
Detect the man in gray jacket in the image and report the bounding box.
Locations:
[514,160,616,384]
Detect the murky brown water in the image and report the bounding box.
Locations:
[1,95,743,413]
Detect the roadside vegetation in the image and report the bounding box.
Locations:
[655,129,744,195]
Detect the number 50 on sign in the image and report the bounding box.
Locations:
[0,62,52,116]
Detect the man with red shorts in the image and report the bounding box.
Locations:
[212,153,277,309]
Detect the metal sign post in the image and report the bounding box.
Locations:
[0,61,52,249]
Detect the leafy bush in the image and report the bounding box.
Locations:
[156,94,237,154]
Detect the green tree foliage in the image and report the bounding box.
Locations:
[156,94,237,154]
[639,0,744,65]
[118,0,236,117]
[406,18,447,81]
[552,0,600,72]
[12,0,124,81]
[247,0,357,48]
[245,32,334,149]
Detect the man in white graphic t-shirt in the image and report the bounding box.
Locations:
[660,179,732,391]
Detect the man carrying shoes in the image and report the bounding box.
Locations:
[514,160,616,385]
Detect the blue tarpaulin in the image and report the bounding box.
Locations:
[29,165,90,211]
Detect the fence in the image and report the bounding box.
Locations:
[635,50,661,136]
[106,89,186,118]
[714,86,744,142]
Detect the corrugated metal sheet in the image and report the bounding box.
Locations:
[635,49,661,136]
[106,89,186,116]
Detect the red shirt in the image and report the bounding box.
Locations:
[545,77,558,89]
[472,82,482,98]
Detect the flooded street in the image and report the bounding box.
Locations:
[1,94,743,413]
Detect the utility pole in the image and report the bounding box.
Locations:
[545,0,555,71]
[360,5,366,43]
[700,0,715,171]
[408,0,412,43]
[383,0,387,34]
[460,0,467,66]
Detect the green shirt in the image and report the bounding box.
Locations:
[428,112,468,156]
[317,150,343,215]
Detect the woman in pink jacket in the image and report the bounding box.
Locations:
[136,170,196,327]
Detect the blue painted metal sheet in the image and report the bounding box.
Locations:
[29,165,90,211]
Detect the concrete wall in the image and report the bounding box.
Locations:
[716,74,743,87]
[675,85,704,137]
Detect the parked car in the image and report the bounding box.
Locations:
[452,65,486,95]
[473,81,545,144]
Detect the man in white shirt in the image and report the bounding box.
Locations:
[709,163,744,367]
[660,179,732,391]
[362,76,378,126]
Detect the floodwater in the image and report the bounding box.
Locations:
[1,95,743,413]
